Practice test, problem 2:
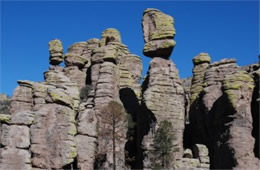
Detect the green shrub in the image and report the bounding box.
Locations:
[80,85,93,101]
[0,100,11,115]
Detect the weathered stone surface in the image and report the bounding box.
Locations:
[76,135,97,170]
[48,88,74,108]
[65,42,89,68]
[210,71,258,169]
[44,70,71,85]
[190,53,211,104]
[142,8,176,58]
[100,28,121,46]
[30,104,77,169]
[119,54,143,98]
[64,66,86,88]
[141,57,185,168]
[202,59,237,112]
[0,148,32,170]
[49,39,64,65]
[10,81,34,115]
[10,111,35,125]
[1,124,30,149]
[77,109,97,136]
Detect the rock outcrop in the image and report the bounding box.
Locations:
[1,8,259,170]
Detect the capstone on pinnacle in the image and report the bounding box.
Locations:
[49,39,64,65]
[142,8,176,58]
[192,53,211,65]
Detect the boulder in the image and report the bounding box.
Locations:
[49,39,64,65]
[142,8,176,58]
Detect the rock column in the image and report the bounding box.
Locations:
[141,8,185,169]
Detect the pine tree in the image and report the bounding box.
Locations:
[153,120,176,169]
[100,101,127,170]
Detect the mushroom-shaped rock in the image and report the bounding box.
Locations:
[49,39,64,65]
[142,8,176,58]
[100,28,121,46]
[192,53,211,65]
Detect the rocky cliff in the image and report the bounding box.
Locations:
[0,8,259,170]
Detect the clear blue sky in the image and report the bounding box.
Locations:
[1,1,259,96]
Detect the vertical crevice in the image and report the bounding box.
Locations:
[86,65,92,85]
[251,72,259,158]
[119,88,139,169]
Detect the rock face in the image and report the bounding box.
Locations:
[188,54,260,169]
[0,111,34,170]
[1,8,259,170]
[142,8,176,58]
[210,71,258,169]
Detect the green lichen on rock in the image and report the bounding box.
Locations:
[49,39,64,54]
[68,123,77,135]
[193,53,211,65]
[0,114,11,123]
[100,28,121,46]
[68,146,77,163]
[143,8,176,41]
[48,89,73,108]
[142,8,176,58]
[223,71,255,108]
[160,39,176,49]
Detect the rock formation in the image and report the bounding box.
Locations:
[188,55,259,169]
[140,8,185,169]
[1,8,259,170]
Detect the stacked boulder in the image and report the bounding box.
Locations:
[140,8,185,169]
[49,39,64,65]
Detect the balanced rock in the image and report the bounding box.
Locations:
[49,39,64,65]
[142,8,176,58]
